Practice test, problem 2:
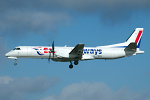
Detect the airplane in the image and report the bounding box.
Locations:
[5,28,144,69]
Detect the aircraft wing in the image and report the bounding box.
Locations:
[69,44,84,59]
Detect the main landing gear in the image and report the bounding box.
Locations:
[74,61,78,65]
[69,61,78,69]
[69,61,73,69]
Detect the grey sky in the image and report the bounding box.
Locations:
[0,76,59,100]
[41,82,150,100]
[0,0,150,35]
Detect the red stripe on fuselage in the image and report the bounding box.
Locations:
[135,30,142,43]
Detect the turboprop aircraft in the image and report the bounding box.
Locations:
[5,28,144,69]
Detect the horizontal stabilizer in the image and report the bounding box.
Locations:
[124,42,137,51]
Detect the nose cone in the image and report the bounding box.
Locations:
[5,52,12,57]
[5,52,10,57]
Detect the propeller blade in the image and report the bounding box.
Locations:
[48,52,51,63]
[52,41,54,58]
[48,58,50,63]
[52,41,54,51]
[48,45,51,63]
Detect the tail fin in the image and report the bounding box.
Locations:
[125,28,144,55]
[126,28,144,48]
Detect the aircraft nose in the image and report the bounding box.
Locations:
[5,52,9,57]
[5,52,11,57]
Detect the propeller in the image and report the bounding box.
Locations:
[48,41,55,63]
[52,41,54,58]
[48,45,51,63]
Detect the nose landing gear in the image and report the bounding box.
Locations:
[14,59,17,66]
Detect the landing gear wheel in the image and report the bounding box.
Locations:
[14,63,17,66]
[69,61,73,69]
[74,61,78,65]
[69,64,73,69]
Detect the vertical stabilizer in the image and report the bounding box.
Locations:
[126,28,143,48]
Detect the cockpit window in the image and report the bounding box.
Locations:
[16,48,21,50]
[13,48,21,50]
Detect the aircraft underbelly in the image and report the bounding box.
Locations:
[101,49,125,59]
[52,58,74,62]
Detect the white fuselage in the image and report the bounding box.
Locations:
[5,45,128,62]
